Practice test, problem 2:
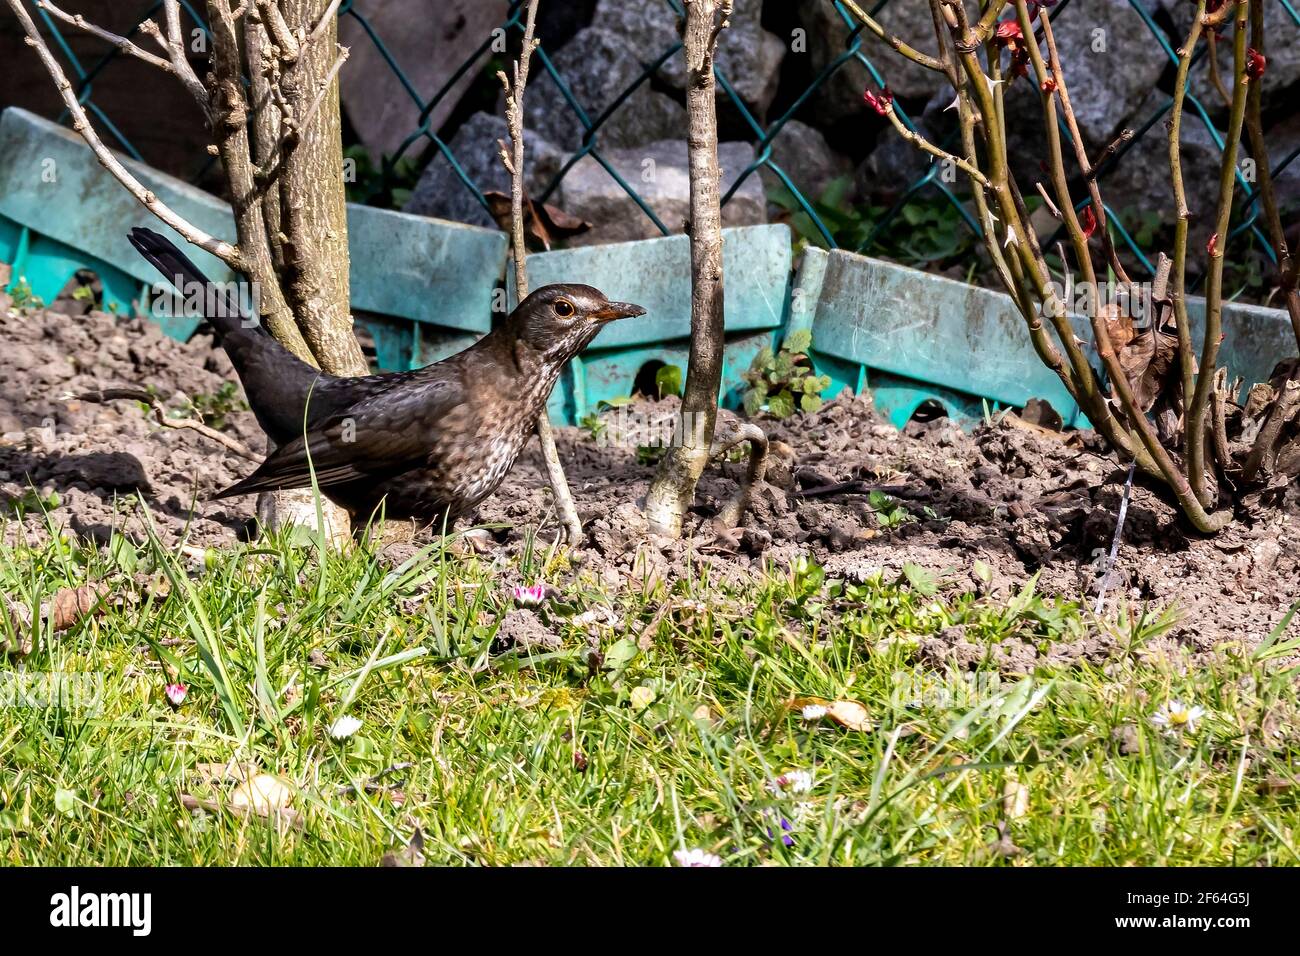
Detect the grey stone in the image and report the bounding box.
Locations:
[403,113,567,228]
[590,0,787,115]
[525,27,687,150]
[796,0,945,127]
[1045,0,1169,150]
[1265,108,1300,215]
[557,140,766,245]
[857,90,957,203]
[761,119,853,202]
[1159,0,1300,107]
[1096,89,1223,257]
[340,0,509,160]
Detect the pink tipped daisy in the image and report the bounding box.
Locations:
[673,848,722,867]
[164,683,187,707]
[512,584,547,608]
[767,769,815,795]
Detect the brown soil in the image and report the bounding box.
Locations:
[3,296,1297,664]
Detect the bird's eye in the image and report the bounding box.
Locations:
[554,299,576,318]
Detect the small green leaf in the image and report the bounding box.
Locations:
[784,328,812,353]
[800,392,823,414]
[902,563,939,597]
[767,390,795,419]
[54,788,77,816]
[655,364,683,399]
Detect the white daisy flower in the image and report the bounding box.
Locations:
[673,848,722,867]
[1150,700,1205,736]
[768,769,815,795]
[329,715,363,739]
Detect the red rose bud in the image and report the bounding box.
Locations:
[1207,232,1219,256]
[863,87,894,116]
[1080,206,1098,239]
[1246,48,1267,79]
[996,20,1024,47]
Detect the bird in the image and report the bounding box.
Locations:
[127,227,645,527]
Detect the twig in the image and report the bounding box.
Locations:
[309,0,344,46]
[710,415,769,529]
[498,0,584,546]
[37,0,173,73]
[4,0,240,268]
[878,98,991,188]
[1241,0,1300,353]
[839,0,947,72]
[73,387,263,462]
[157,0,211,117]
[1187,0,1250,508]
[1243,378,1300,483]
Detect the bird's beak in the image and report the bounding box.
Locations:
[590,301,646,323]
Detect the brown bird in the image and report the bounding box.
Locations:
[129,227,645,527]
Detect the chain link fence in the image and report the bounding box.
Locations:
[21,0,1300,292]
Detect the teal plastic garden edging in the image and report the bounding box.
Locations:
[3,105,1296,431]
[0,107,505,363]
[513,224,793,423]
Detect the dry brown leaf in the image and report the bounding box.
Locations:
[483,189,591,251]
[791,696,870,731]
[826,699,871,731]
[1002,779,1030,819]
[47,583,109,632]
[229,773,294,814]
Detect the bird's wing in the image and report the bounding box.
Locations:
[215,376,467,499]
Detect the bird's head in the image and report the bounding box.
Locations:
[510,284,645,361]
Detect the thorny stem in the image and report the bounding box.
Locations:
[1187,0,1250,509]
[1241,0,1300,353]
[1013,0,1214,525]
[498,0,584,545]
[839,0,946,73]
[1168,1,1205,425]
[1037,11,1131,287]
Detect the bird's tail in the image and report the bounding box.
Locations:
[128,227,262,341]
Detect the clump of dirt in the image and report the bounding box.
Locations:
[0,296,259,547]
[2,292,1297,663]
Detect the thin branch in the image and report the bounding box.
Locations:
[1242,0,1300,352]
[4,0,240,267]
[159,0,210,117]
[498,0,583,545]
[839,0,947,73]
[308,0,344,46]
[876,96,991,187]
[73,387,263,461]
[37,1,173,72]
[1038,11,1131,286]
[710,414,769,529]
[1187,0,1250,507]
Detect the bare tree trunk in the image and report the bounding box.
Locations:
[643,0,732,537]
[275,0,367,378]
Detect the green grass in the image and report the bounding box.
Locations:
[1,508,1298,867]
